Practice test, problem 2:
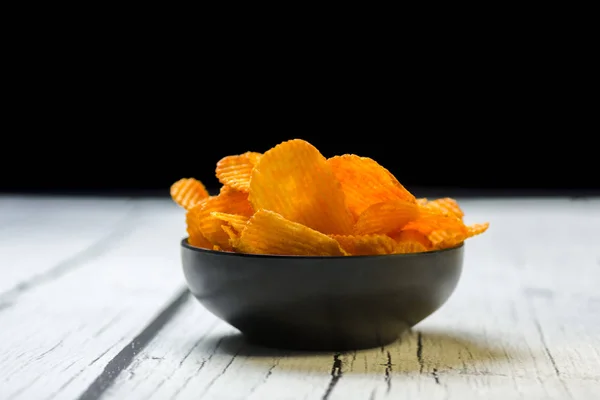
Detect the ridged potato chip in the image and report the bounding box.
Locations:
[428,230,466,250]
[390,229,433,250]
[210,212,250,234]
[330,234,397,255]
[328,155,416,218]
[216,152,262,193]
[249,139,354,235]
[219,185,237,195]
[186,203,212,249]
[395,240,428,254]
[170,178,209,210]
[220,225,240,249]
[354,200,419,235]
[402,215,468,250]
[419,197,464,219]
[236,210,347,256]
[466,222,489,238]
[193,189,254,251]
[172,139,490,256]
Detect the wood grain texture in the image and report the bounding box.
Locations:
[0,196,134,300]
[0,197,188,399]
[1,196,599,399]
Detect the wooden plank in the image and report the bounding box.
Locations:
[0,196,128,227]
[0,198,189,400]
[0,196,134,300]
[102,198,600,399]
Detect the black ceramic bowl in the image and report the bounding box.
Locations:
[181,238,464,351]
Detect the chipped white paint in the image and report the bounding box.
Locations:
[1,196,599,400]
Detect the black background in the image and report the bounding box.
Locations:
[3,128,597,197]
[1,45,597,198]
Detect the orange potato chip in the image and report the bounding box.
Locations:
[173,139,490,256]
[390,229,433,250]
[220,225,240,249]
[328,155,416,218]
[419,197,464,219]
[330,234,397,255]
[354,200,419,235]
[395,240,429,254]
[170,178,210,210]
[402,215,468,250]
[210,212,250,234]
[193,190,254,251]
[249,139,354,235]
[219,184,238,195]
[216,152,262,193]
[403,215,466,235]
[466,222,489,238]
[428,230,466,250]
[186,203,212,249]
[236,210,347,256]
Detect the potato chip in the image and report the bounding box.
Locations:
[428,230,466,250]
[395,240,429,254]
[236,210,347,256]
[219,185,237,195]
[170,178,209,210]
[216,152,262,193]
[249,139,354,235]
[403,215,466,235]
[194,189,254,250]
[354,200,419,235]
[390,229,433,250]
[419,197,464,219]
[173,139,489,256]
[402,215,468,249]
[220,225,240,249]
[330,234,397,255]
[328,155,416,218]
[466,222,489,238]
[186,203,212,249]
[210,212,250,234]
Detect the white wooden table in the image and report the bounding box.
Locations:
[1,195,599,400]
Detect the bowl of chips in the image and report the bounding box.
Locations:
[172,139,489,350]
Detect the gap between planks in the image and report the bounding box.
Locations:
[77,288,192,400]
[0,197,189,399]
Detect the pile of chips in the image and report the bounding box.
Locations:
[171,139,489,256]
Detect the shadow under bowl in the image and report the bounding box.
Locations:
[181,238,464,351]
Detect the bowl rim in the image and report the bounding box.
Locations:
[181,238,464,260]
